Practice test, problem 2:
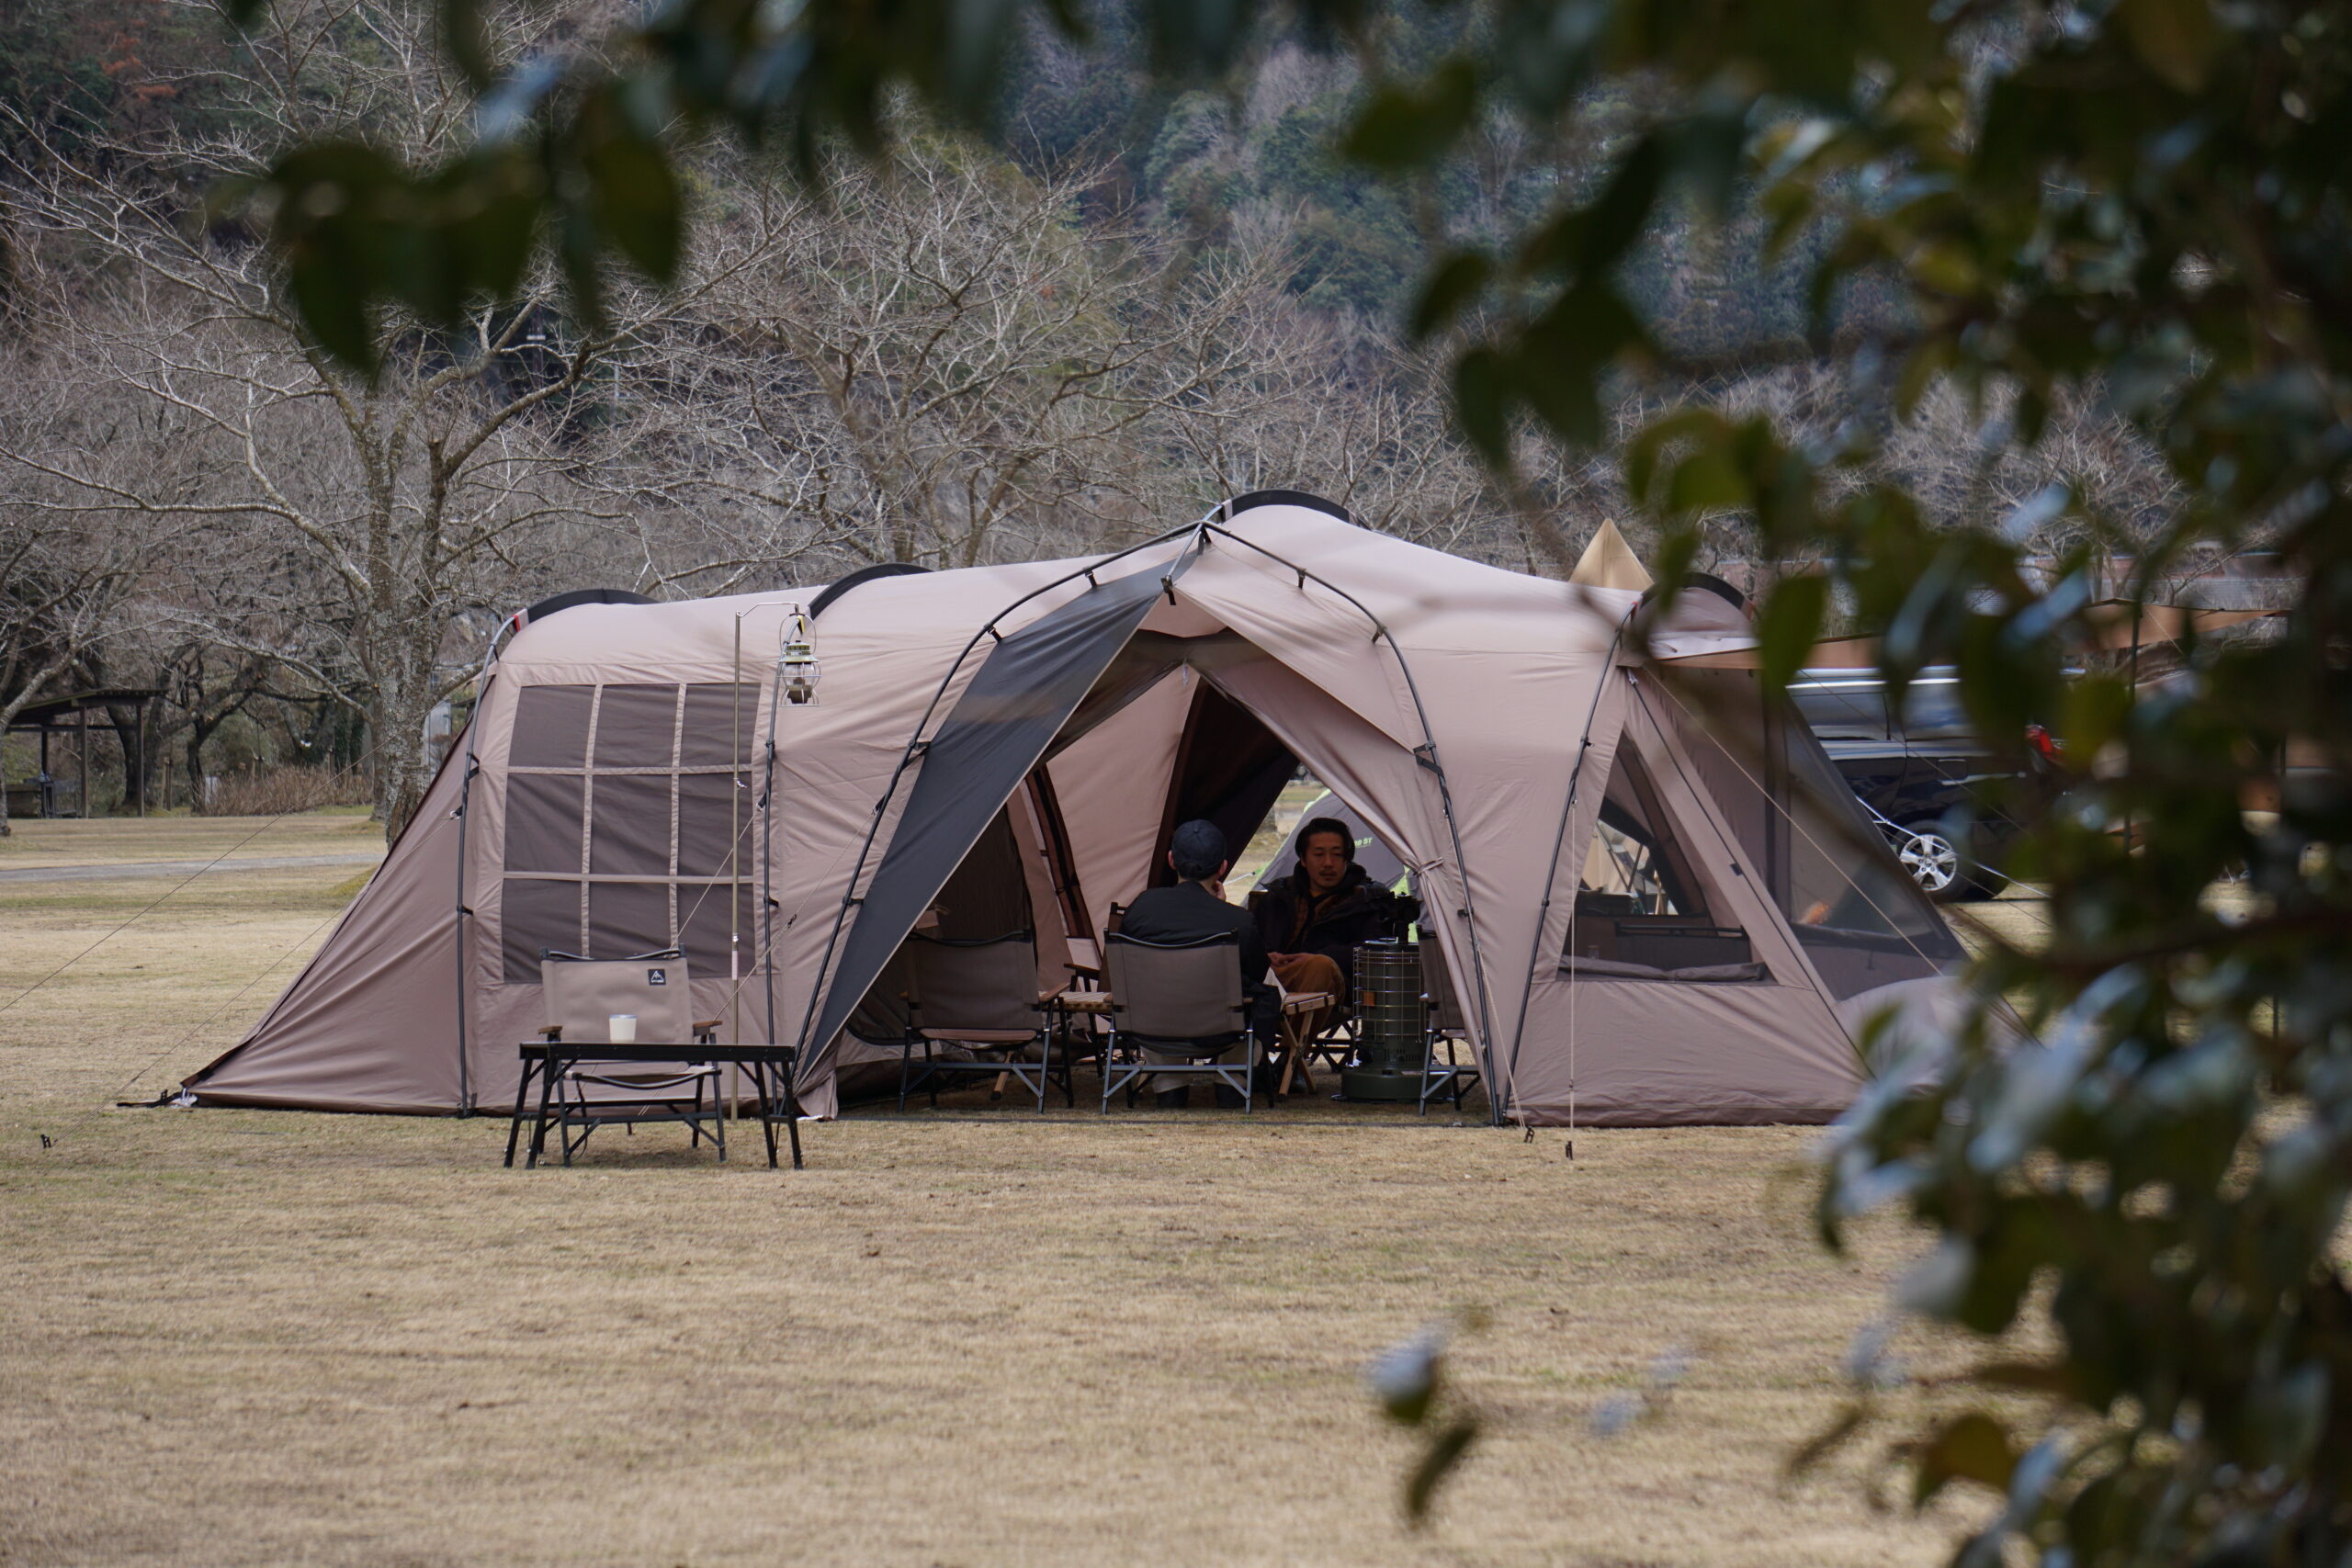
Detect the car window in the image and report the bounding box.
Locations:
[1790,673,1888,739]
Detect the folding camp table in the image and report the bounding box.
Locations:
[506,1043,803,1169]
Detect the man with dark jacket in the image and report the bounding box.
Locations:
[1119,819,1274,1109]
[1253,818,1396,1025]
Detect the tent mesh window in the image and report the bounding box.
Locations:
[500,682,757,983]
[1569,745,1755,971]
[1577,747,1704,919]
[1665,671,1960,998]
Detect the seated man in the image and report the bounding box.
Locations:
[1119,818,1275,1109]
[1254,816,1396,1036]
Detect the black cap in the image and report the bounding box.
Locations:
[1170,819,1228,881]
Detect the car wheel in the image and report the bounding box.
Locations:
[1895,826,1962,897]
[1896,821,2009,901]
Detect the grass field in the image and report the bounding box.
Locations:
[0,813,1996,1567]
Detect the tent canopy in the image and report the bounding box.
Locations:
[187,500,1973,1127]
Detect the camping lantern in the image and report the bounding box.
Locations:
[776,606,820,705]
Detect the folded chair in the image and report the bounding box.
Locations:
[529,950,725,1166]
[1417,938,1482,1115]
[1100,931,1257,1112]
[898,931,1057,1111]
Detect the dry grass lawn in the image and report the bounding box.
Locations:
[0,815,1994,1567]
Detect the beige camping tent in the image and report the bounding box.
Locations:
[185,494,1968,1126]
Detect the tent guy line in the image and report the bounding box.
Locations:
[0,737,390,1021]
[0,852,383,884]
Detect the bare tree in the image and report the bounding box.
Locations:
[0,3,786,837]
[0,347,185,833]
[673,147,1306,570]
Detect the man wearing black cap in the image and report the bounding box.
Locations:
[1118,818,1275,1109]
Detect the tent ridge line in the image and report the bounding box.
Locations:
[1197,522,1506,1123]
[787,518,1216,1064]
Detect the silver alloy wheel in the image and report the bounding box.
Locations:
[1897,829,1961,895]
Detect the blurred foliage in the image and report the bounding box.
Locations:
[1367,1310,1488,1528]
[125,0,2352,1559]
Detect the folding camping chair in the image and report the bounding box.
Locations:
[1099,931,1258,1112]
[897,931,1058,1111]
[1417,938,1482,1114]
[528,950,725,1165]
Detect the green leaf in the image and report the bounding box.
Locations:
[1369,1325,1451,1426]
[1404,1416,1479,1526]
[1757,574,1829,692]
[1453,347,1511,469]
[1913,1413,2018,1508]
[576,88,683,281]
[1341,58,1479,172]
[1970,1359,2083,1400]
[1625,409,1734,504]
[2112,0,2222,95]
[1784,1403,1870,1479]
[1410,252,1493,342]
[264,141,414,373]
[1519,135,1665,285]
[2060,677,2132,761]
[440,0,494,91]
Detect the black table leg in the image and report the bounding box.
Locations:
[781,1057,803,1169]
[526,1052,563,1168]
[752,1061,780,1168]
[504,1057,539,1168]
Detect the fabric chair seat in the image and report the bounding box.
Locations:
[1100,931,1258,1112]
[898,931,1061,1111]
[1124,1031,1244,1055]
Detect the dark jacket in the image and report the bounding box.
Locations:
[1253,863,1394,989]
[1119,880,1276,1034]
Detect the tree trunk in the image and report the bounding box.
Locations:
[186,725,209,814]
[106,699,154,813]
[369,641,440,843]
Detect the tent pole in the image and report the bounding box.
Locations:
[718,597,837,1082]
[1501,614,1634,1127]
[1196,524,1509,1123]
[731,619,744,1113]
[451,615,518,1116]
[762,731,779,1051]
[789,520,1213,1058]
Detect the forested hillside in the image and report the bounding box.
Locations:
[1,1,2173,831]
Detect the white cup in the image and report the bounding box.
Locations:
[608,1013,638,1043]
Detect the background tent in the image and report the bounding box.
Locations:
[186,498,1972,1127]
